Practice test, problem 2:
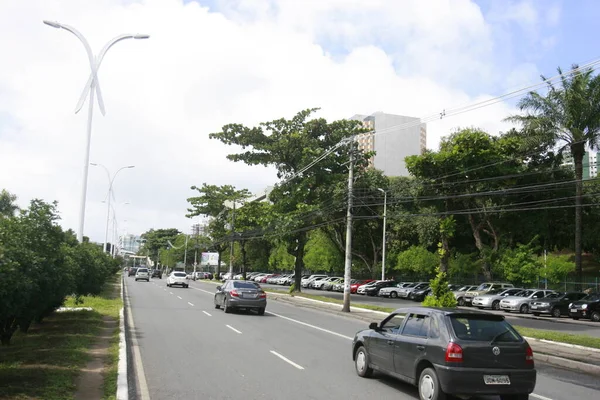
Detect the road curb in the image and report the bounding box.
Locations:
[117,275,128,400]
[534,352,600,376]
[523,336,600,353]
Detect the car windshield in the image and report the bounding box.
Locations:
[546,292,564,299]
[173,272,186,277]
[138,268,148,272]
[475,283,492,291]
[233,282,259,289]
[516,290,535,297]
[582,293,600,301]
[449,315,521,343]
[485,289,504,295]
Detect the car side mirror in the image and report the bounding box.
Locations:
[216,286,222,291]
[369,322,379,330]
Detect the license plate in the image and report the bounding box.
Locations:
[570,308,578,313]
[530,305,537,309]
[243,293,257,298]
[483,375,510,385]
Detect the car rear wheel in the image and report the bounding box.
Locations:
[257,307,265,315]
[457,298,465,306]
[390,291,398,298]
[223,301,231,314]
[354,346,373,378]
[591,311,600,322]
[520,304,529,314]
[418,367,446,400]
[551,307,561,318]
[492,300,500,310]
[214,300,220,309]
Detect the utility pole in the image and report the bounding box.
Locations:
[342,138,355,313]
[183,234,189,272]
[377,188,387,280]
[228,201,236,279]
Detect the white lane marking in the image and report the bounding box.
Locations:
[226,324,242,334]
[177,296,182,300]
[123,279,151,400]
[169,292,174,295]
[188,302,195,306]
[270,350,305,370]
[191,287,215,295]
[203,311,212,317]
[265,311,353,341]
[531,394,554,400]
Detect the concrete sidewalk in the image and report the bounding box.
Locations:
[268,291,600,376]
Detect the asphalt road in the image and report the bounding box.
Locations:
[125,278,600,400]
[259,284,600,337]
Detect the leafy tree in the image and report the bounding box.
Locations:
[506,64,600,285]
[495,239,541,286]
[209,109,370,291]
[268,241,295,271]
[0,189,18,218]
[139,228,181,267]
[233,201,273,279]
[539,253,576,284]
[187,183,250,277]
[422,267,457,307]
[395,246,438,277]
[304,229,343,274]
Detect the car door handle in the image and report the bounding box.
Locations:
[416,345,425,351]
[387,340,394,345]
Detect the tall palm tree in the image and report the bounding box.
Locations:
[0,189,18,218]
[506,65,600,286]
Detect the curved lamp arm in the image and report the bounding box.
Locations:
[75,34,150,115]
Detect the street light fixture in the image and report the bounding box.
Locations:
[43,20,149,242]
[377,188,387,281]
[91,163,135,253]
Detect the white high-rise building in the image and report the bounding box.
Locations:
[351,112,426,176]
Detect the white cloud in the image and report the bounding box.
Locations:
[0,0,548,243]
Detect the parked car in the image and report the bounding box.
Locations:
[410,286,431,301]
[364,280,397,296]
[464,282,515,306]
[135,267,150,282]
[398,282,429,299]
[352,307,536,400]
[357,280,381,295]
[568,292,600,322]
[379,283,413,298]
[351,279,374,294]
[128,267,138,277]
[472,288,525,310]
[500,289,555,314]
[302,274,328,288]
[167,271,189,288]
[529,292,587,317]
[453,285,479,306]
[214,280,266,315]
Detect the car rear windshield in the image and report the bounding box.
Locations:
[449,315,521,343]
[173,272,186,277]
[137,268,148,272]
[233,282,259,289]
[583,293,600,301]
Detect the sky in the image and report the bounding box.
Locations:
[0,0,598,244]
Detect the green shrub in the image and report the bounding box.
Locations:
[422,267,457,307]
[288,283,296,295]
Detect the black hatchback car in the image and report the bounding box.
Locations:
[352,307,536,400]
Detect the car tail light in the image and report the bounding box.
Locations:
[259,291,267,298]
[526,346,534,364]
[445,342,463,362]
[230,290,239,297]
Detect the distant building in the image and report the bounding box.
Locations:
[350,112,426,176]
[562,150,597,179]
[119,234,142,255]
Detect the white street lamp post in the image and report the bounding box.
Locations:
[92,163,134,253]
[43,20,149,242]
[377,188,387,281]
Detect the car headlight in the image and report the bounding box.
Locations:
[540,302,549,306]
[582,304,588,309]
[569,303,573,308]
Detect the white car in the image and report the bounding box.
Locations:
[500,289,555,313]
[135,267,150,282]
[167,271,189,288]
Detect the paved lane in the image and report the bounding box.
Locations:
[125,278,600,400]
[259,283,600,337]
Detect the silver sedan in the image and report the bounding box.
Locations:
[472,288,525,310]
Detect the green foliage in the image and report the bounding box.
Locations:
[269,242,295,271]
[395,246,438,276]
[540,253,576,284]
[288,283,296,294]
[0,196,118,345]
[496,240,541,286]
[0,189,18,218]
[422,267,457,308]
[303,230,343,273]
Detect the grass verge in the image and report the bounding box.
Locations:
[514,326,600,349]
[0,274,123,400]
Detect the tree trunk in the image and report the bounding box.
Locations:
[440,235,450,273]
[293,232,307,292]
[468,214,492,280]
[572,143,585,289]
[241,240,247,280]
[1,317,17,346]
[19,318,32,334]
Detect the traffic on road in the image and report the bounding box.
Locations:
[125,277,600,400]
